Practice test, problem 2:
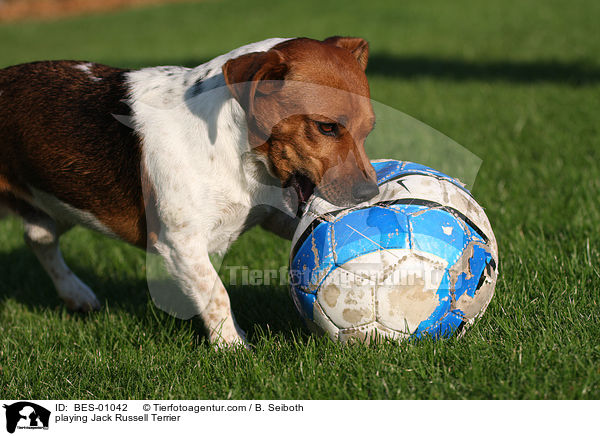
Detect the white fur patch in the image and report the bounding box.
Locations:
[73,62,102,82]
[24,221,55,245]
[126,37,293,255]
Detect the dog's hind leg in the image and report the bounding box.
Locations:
[24,216,101,312]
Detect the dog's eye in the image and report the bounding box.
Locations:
[316,121,339,137]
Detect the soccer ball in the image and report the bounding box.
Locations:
[289,159,499,343]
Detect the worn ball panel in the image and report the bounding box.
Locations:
[375,249,448,334]
[310,300,340,340]
[338,322,408,343]
[289,159,499,343]
[289,219,334,294]
[317,261,376,329]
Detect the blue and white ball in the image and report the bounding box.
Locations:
[289,160,499,343]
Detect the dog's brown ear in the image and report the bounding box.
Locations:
[323,36,369,71]
[222,50,288,114]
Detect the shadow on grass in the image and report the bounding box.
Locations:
[0,244,148,313]
[0,245,304,343]
[228,284,306,341]
[118,54,600,85]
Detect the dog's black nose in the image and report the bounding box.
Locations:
[352,181,379,203]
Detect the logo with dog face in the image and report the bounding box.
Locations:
[2,402,50,434]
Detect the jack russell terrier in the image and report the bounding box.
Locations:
[0,36,378,347]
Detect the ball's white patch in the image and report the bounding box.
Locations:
[311,300,340,341]
[314,248,448,335]
[376,249,447,333]
[317,263,376,329]
[338,321,409,343]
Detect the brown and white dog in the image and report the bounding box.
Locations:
[0,36,378,346]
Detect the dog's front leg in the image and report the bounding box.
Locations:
[156,231,246,348]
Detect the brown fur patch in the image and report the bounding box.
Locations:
[223,37,378,206]
[0,60,148,248]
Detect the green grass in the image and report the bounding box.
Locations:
[1,0,599,399]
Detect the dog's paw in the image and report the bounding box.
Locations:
[212,337,252,351]
[58,276,101,312]
[210,328,251,351]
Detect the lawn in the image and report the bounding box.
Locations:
[1,0,599,399]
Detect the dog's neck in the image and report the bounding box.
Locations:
[126,38,296,248]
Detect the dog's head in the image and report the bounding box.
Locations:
[223,36,378,209]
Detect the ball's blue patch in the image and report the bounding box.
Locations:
[408,208,467,266]
[290,221,334,293]
[331,206,410,266]
[290,287,312,321]
[290,289,316,321]
[462,219,487,244]
[411,272,452,334]
[372,160,405,184]
[454,244,493,300]
[413,307,464,339]
[436,310,465,338]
